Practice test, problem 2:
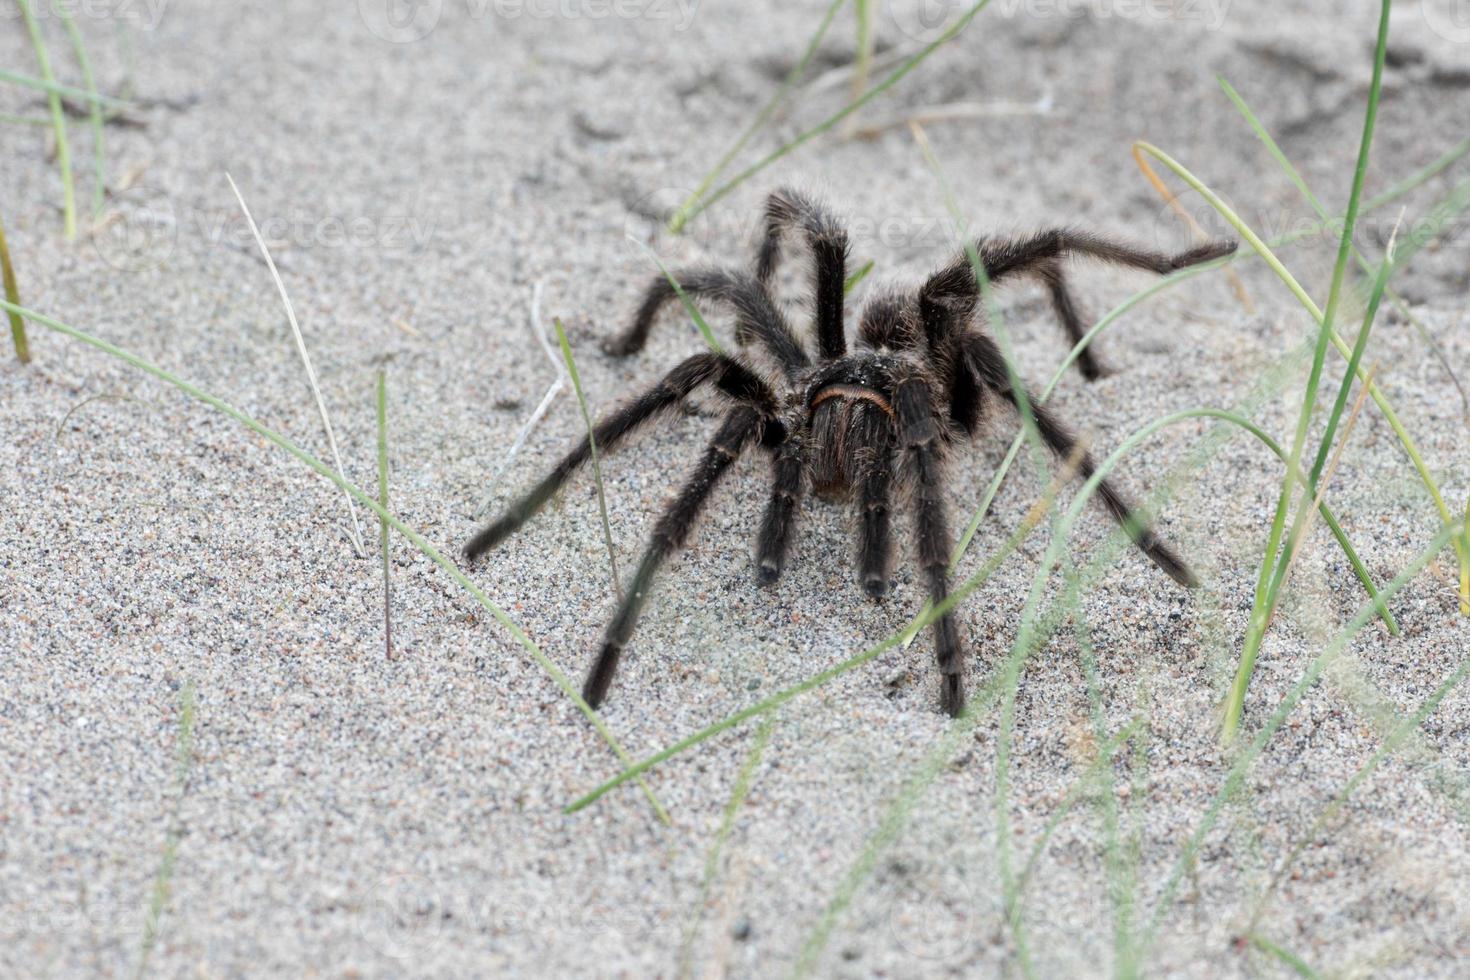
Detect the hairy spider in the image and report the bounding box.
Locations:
[466,188,1236,716]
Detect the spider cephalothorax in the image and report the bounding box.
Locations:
[466,188,1236,715]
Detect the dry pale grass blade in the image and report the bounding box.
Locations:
[1131,143,1254,313]
[473,281,568,519]
[225,172,366,556]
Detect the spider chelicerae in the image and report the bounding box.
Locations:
[466,188,1236,716]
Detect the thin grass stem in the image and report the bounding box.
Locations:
[555,317,624,602]
[0,213,29,363]
[226,173,367,557]
[681,0,996,226]
[3,297,673,825]
[17,0,77,240]
[668,0,849,233]
[133,680,196,980]
[376,370,393,659]
[56,8,106,220]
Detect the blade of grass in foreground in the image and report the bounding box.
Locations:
[1133,521,1463,967]
[1246,934,1321,979]
[1215,74,1470,617]
[56,7,106,221]
[227,173,367,558]
[2,297,672,825]
[677,715,775,979]
[679,0,996,227]
[376,370,394,659]
[473,281,566,519]
[555,317,624,602]
[0,67,129,107]
[133,680,196,980]
[1132,142,1466,699]
[0,213,28,363]
[17,0,77,240]
[1230,0,1391,740]
[566,390,1376,816]
[668,0,849,233]
[798,407,1457,974]
[628,236,725,353]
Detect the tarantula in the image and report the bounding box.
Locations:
[465,189,1236,716]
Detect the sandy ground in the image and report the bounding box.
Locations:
[3,1,1470,976]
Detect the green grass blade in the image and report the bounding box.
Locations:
[668,0,849,233]
[1226,0,1393,741]
[0,67,130,107]
[1245,651,1470,938]
[133,680,197,980]
[1134,520,1464,965]
[681,0,996,226]
[677,716,775,979]
[1246,934,1321,979]
[376,370,393,659]
[17,0,77,240]
[3,297,673,826]
[554,317,624,602]
[628,237,725,353]
[0,112,53,127]
[0,213,29,363]
[842,258,874,296]
[566,403,1335,814]
[56,7,106,221]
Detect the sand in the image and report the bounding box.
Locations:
[2,0,1469,976]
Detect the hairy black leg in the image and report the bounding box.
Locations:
[1036,257,1106,381]
[755,427,805,585]
[919,231,1236,377]
[465,353,776,561]
[893,375,966,717]
[962,330,1199,589]
[604,268,810,376]
[583,408,764,708]
[922,229,1238,309]
[755,187,850,360]
[851,401,896,599]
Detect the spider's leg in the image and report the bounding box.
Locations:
[605,268,810,376]
[962,330,1199,589]
[921,229,1237,380]
[893,374,967,717]
[465,353,776,561]
[852,401,896,599]
[755,425,806,585]
[1037,256,1107,381]
[584,407,765,708]
[755,187,849,361]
